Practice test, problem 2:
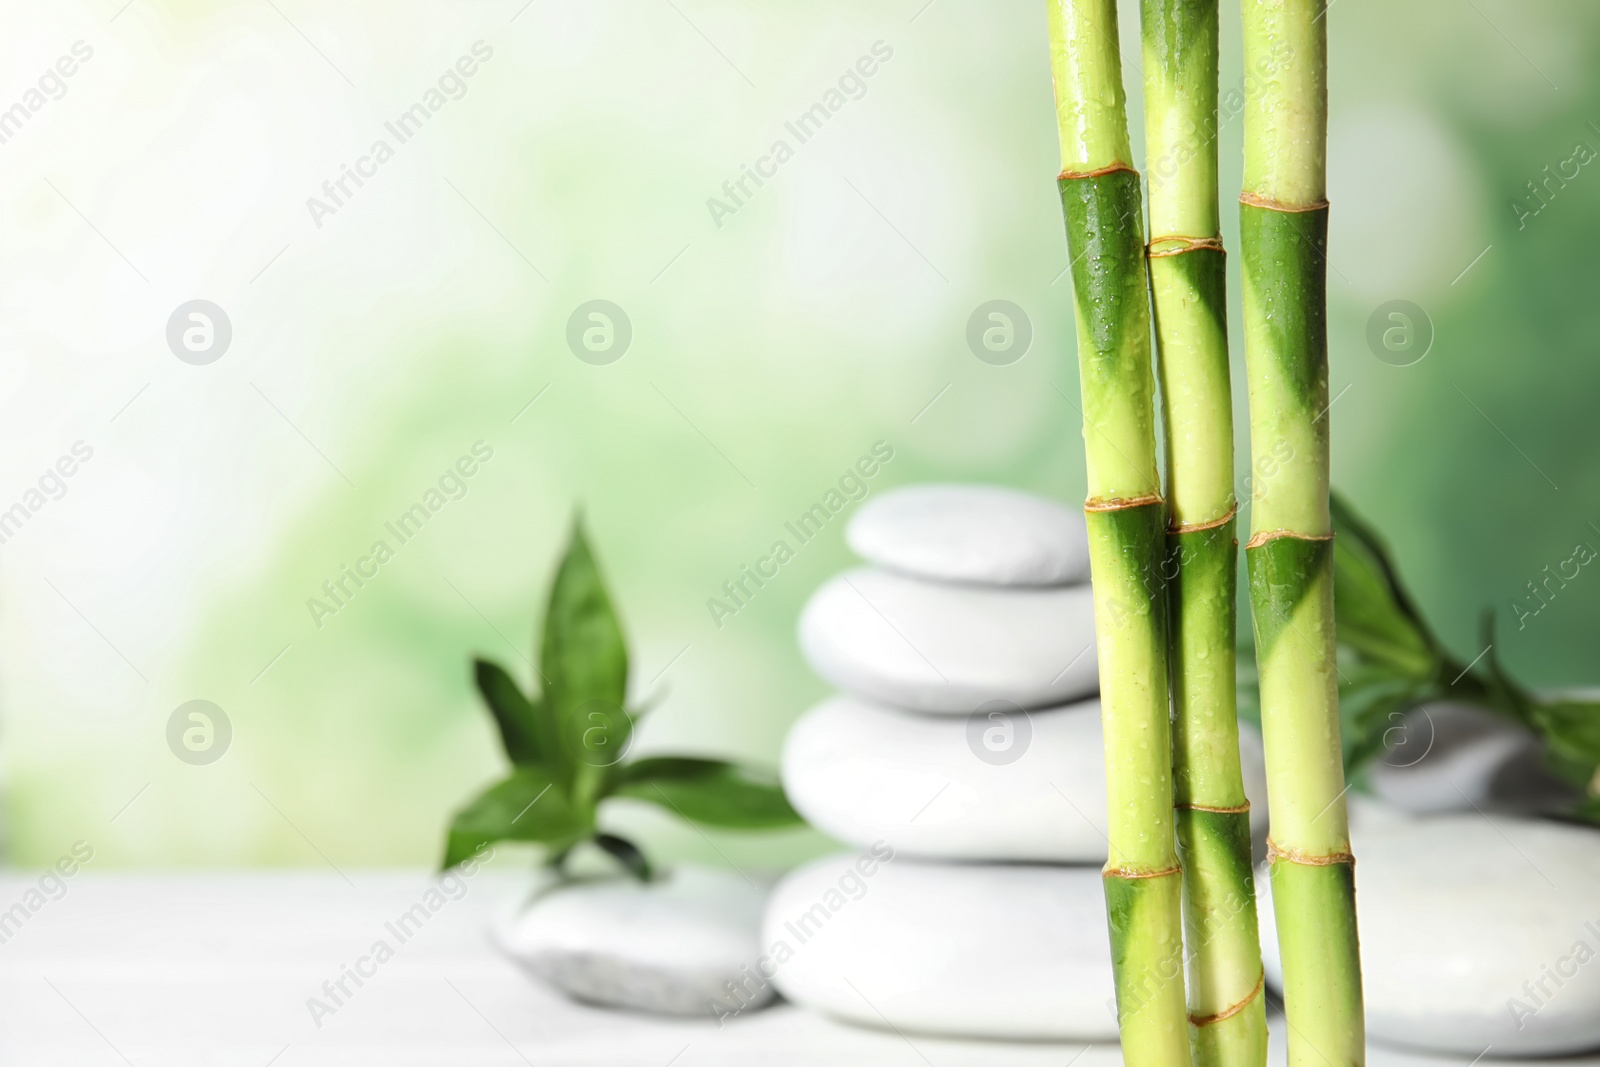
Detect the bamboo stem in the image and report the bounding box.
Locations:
[1048,2,1190,1061]
[1238,0,1364,1063]
[1140,0,1267,1063]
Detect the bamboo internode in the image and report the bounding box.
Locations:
[1138,0,1268,1062]
[1239,0,1365,1063]
[1049,1,1192,1061]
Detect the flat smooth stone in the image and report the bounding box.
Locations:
[846,483,1090,586]
[1267,1016,1600,1067]
[494,865,776,1017]
[783,694,1268,862]
[798,567,1097,713]
[1365,703,1582,815]
[1259,815,1600,1057]
[763,853,1117,1040]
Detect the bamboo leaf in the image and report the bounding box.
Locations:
[1568,796,1600,826]
[443,828,508,871]
[1476,610,1537,723]
[539,521,630,797]
[1337,666,1435,773]
[473,658,554,768]
[614,757,802,829]
[593,832,653,882]
[1529,700,1600,777]
[441,767,593,869]
[1329,492,1439,678]
[441,831,496,871]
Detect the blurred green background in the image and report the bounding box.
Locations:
[2,0,1596,867]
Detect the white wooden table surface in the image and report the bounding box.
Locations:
[0,872,1580,1066]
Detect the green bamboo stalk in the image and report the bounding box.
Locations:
[1238,1,1364,1063]
[1140,1,1267,1063]
[1048,3,1189,1062]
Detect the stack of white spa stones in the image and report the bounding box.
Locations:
[760,483,1269,1040]
[492,481,1600,1055]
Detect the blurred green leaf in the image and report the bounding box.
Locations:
[1567,796,1600,826]
[1323,497,1600,816]
[540,521,629,801]
[1330,493,1440,679]
[440,831,496,872]
[1476,611,1536,723]
[1337,665,1435,771]
[448,520,805,875]
[1530,700,1600,774]
[594,832,653,882]
[615,757,802,829]
[442,767,593,869]
[473,658,554,768]
[1317,492,1450,776]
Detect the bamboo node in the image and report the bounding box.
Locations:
[1148,235,1226,258]
[1266,839,1354,867]
[1170,503,1238,534]
[1189,970,1266,1027]
[1244,528,1334,550]
[1084,493,1163,513]
[1102,863,1182,881]
[1058,162,1139,181]
[1239,191,1331,213]
[1176,800,1250,814]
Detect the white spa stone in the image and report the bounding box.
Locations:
[1259,815,1600,1057]
[797,567,1097,713]
[782,694,1268,862]
[846,484,1090,586]
[494,865,775,1017]
[762,852,1118,1040]
[1365,702,1582,816]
